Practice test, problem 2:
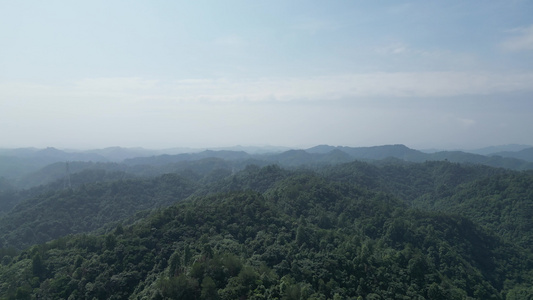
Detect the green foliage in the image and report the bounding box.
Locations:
[0,162,531,299]
[0,173,198,249]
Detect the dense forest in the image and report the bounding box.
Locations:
[0,147,532,299]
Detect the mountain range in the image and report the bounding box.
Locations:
[0,143,533,298]
[2,144,533,190]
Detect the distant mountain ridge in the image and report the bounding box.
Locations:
[123,150,252,166]
[468,144,532,155]
[0,147,107,161]
[490,147,533,162]
[306,144,533,170]
[3,144,533,190]
[307,144,422,161]
[0,148,109,180]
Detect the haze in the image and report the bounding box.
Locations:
[1,1,533,150]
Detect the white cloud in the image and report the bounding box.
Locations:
[213,35,248,48]
[1,72,533,107]
[501,25,533,51]
[457,117,476,127]
[292,17,340,35]
[74,77,158,92]
[375,42,410,55]
[1,73,532,149]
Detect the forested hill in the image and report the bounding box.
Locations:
[0,173,531,299]
[0,173,198,249]
[0,160,532,299]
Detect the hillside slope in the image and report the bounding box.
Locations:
[0,161,532,299]
[1,178,531,299]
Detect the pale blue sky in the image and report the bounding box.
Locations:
[1,1,533,149]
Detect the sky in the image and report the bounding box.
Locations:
[1,0,533,150]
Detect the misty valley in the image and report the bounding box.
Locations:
[0,144,532,299]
